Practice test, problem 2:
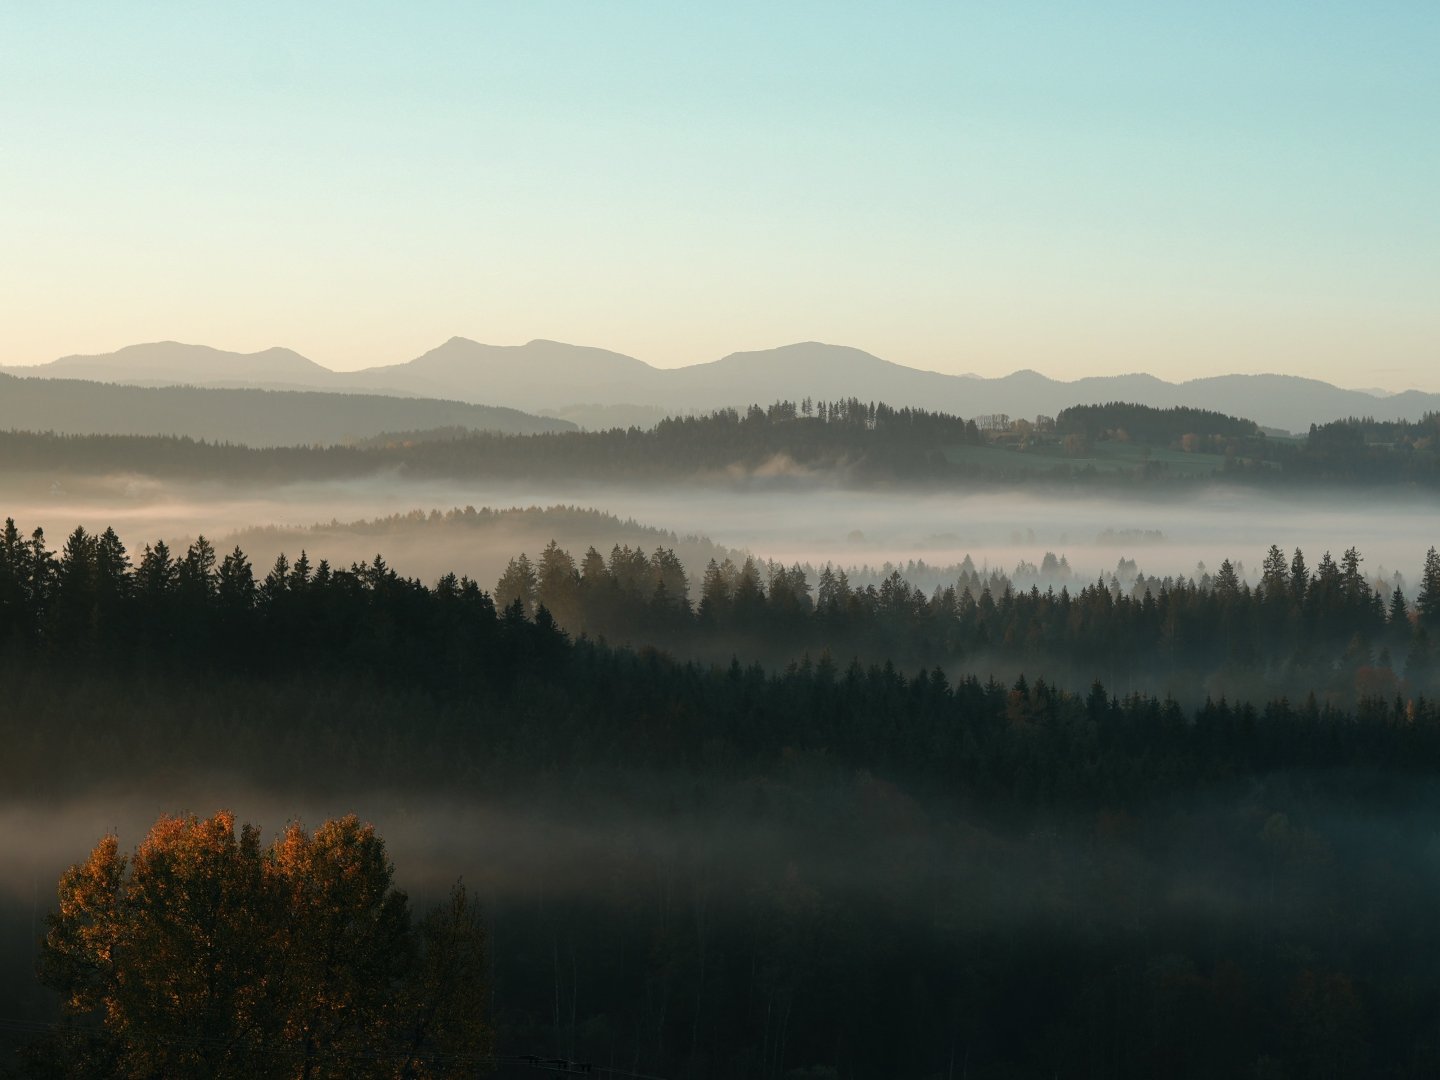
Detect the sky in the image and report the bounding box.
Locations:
[3,3,1438,389]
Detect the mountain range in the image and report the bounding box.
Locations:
[7,339,1438,433]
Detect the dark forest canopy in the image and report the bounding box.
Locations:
[6,516,1440,1077]
[3,516,1437,727]
[5,400,1438,489]
[0,399,981,487]
[484,539,1437,705]
[1055,401,1260,442]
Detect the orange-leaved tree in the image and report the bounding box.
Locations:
[36,811,489,1079]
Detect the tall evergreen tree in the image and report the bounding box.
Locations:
[218,547,257,611]
[1419,547,1440,632]
[1290,547,1310,601]
[536,540,582,628]
[495,554,539,618]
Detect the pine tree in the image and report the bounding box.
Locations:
[1261,544,1296,604]
[1289,547,1310,602]
[1388,586,1409,628]
[698,558,735,623]
[218,547,257,611]
[1419,546,1440,632]
[288,549,312,590]
[1341,547,1369,603]
[94,528,132,606]
[649,547,690,613]
[54,527,98,643]
[1214,559,1241,598]
[816,565,839,613]
[27,527,56,617]
[536,540,581,628]
[494,554,539,618]
[177,536,218,603]
[0,519,25,639]
[137,540,176,600]
[261,552,291,604]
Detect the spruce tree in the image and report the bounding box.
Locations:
[1419,546,1440,632]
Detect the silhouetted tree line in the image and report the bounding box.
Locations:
[0,401,978,488]
[6,403,1440,488]
[10,519,1440,1076]
[1055,402,1260,442]
[3,517,1439,794]
[7,514,1438,712]
[483,538,1440,707]
[1285,413,1440,483]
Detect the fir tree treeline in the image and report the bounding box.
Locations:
[5,518,1439,713]
[0,400,976,488]
[1055,402,1260,442]
[3,516,1439,795]
[488,538,1438,705]
[1289,412,1440,483]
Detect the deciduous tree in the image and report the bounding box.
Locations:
[38,811,490,1079]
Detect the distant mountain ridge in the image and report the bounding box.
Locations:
[7,339,1438,433]
[0,371,573,446]
[45,341,330,385]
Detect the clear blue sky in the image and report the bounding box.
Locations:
[4,2,1437,388]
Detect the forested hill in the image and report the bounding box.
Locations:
[217,504,743,591]
[4,399,1439,488]
[0,371,573,445]
[1055,402,1261,441]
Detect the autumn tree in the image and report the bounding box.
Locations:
[37,811,490,1079]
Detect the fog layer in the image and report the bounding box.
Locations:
[4,476,1435,589]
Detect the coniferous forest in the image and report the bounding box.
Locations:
[3,500,1440,1077]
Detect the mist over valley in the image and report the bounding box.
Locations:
[5,399,1440,1077]
[7,5,1440,1073]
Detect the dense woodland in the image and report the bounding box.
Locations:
[5,400,1440,489]
[487,539,1438,707]
[4,517,1440,1077]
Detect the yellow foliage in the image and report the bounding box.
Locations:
[39,811,490,1079]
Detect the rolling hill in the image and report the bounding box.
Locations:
[0,372,573,446]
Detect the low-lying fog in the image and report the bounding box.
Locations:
[6,774,1440,1041]
[6,476,1436,590]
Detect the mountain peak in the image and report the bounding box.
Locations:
[708,341,893,370]
[38,341,330,383]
